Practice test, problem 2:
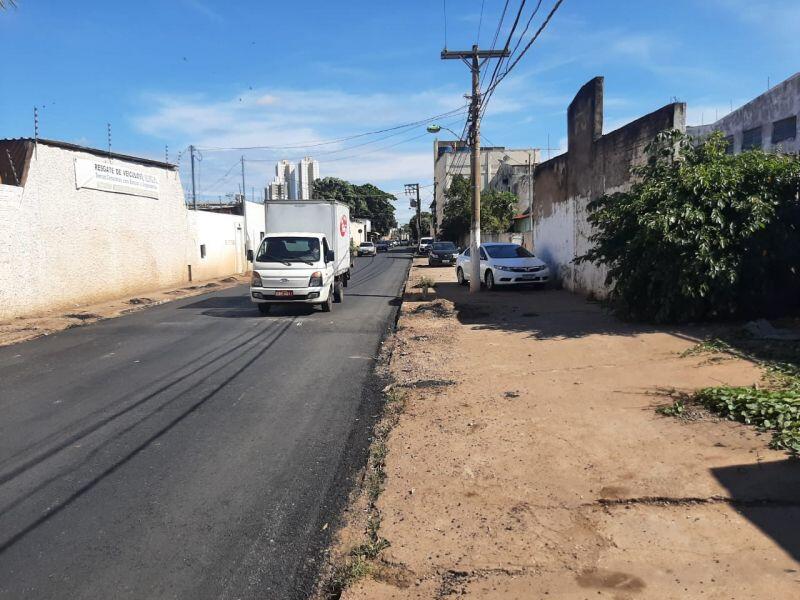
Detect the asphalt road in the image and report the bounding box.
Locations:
[0,250,411,600]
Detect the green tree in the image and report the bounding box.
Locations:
[578,130,800,323]
[439,174,518,241]
[312,177,397,235]
[409,212,432,241]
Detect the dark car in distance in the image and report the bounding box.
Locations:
[375,241,389,252]
[427,241,460,266]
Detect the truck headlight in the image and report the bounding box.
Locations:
[309,271,323,287]
[251,272,263,287]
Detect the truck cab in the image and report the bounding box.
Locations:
[250,232,341,313]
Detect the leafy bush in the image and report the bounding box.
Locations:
[578,130,800,322]
[695,386,800,455]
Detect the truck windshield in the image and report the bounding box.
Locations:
[256,237,320,264]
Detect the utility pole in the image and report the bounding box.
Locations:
[441,45,508,293]
[404,183,421,243]
[241,156,251,262]
[528,152,534,250]
[189,145,197,209]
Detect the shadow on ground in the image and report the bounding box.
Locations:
[712,460,800,562]
[179,294,316,318]
[429,282,706,342]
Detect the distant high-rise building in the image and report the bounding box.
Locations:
[267,160,295,200]
[267,157,319,200]
[296,157,319,200]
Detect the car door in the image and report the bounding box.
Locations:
[322,237,334,285]
[460,246,471,279]
[478,247,489,281]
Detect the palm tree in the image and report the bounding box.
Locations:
[0,0,18,8]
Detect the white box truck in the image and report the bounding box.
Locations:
[249,200,352,314]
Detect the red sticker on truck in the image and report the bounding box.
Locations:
[339,215,348,237]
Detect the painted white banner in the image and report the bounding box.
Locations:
[74,158,159,198]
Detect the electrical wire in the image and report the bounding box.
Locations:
[195,105,467,152]
[477,0,486,43]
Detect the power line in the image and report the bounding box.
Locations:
[195,106,467,152]
[476,0,486,43]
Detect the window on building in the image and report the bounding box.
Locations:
[772,116,797,145]
[724,135,734,155]
[200,244,206,259]
[742,127,762,151]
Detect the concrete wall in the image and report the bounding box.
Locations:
[688,72,799,154]
[186,209,246,282]
[0,143,190,319]
[0,141,259,320]
[532,77,686,297]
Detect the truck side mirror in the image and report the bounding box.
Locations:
[246,249,254,262]
[326,250,335,263]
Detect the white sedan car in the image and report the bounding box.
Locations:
[455,243,550,290]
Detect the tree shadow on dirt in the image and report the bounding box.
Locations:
[711,460,800,562]
[431,282,708,342]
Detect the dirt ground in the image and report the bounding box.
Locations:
[337,258,800,599]
[0,273,249,347]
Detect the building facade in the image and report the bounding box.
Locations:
[266,157,319,200]
[432,140,538,231]
[687,72,799,155]
[0,138,262,320]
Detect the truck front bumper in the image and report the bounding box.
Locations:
[250,285,329,304]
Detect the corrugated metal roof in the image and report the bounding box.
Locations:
[0,138,177,171]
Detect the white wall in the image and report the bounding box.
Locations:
[0,144,189,319]
[0,143,257,320]
[532,194,610,297]
[185,210,246,282]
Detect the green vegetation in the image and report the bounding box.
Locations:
[439,174,518,241]
[662,332,800,456]
[312,177,398,235]
[578,130,800,323]
[408,211,432,241]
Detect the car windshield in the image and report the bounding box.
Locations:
[360,242,374,247]
[256,237,320,263]
[485,244,534,259]
[420,238,433,244]
[432,242,457,251]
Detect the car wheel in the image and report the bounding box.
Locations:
[485,270,495,290]
[257,303,271,315]
[333,281,344,303]
[456,267,467,286]
[320,287,333,312]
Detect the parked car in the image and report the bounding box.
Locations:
[427,241,460,266]
[455,243,550,290]
[376,241,389,252]
[417,236,434,255]
[357,241,377,256]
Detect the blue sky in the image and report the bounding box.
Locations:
[2,0,798,224]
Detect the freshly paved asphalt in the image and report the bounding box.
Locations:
[0,250,412,599]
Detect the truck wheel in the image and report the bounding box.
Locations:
[333,281,344,303]
[342,272,349,288]
[320,287,333,312]
[257,303,271,315]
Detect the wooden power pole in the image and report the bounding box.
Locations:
[441,45,508,293]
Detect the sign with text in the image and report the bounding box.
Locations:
[74,158,159,198]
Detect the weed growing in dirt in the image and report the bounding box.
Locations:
[680,338,734,357]
[671,332,800,456]
[320,388,406,598]
[695,387,800,455]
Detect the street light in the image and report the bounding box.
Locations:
[426,123,462,138]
